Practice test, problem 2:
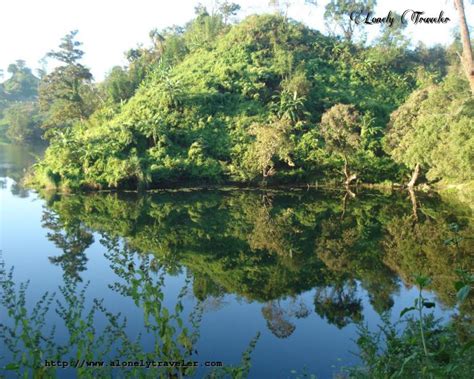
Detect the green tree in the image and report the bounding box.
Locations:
[319,104,362,185]
[102,66,137,103]
[375,11,408,49]
[384,70,473,186]
[454,0,474,94]
[184,5,225,49]
[245,118,295,179]
[4,102,43,143]
[324,0,377,42]
[0,60,41,143]
[217,1,241,24]
[384,88,427,187]
[2,60,39,101]
[39,30,94,136]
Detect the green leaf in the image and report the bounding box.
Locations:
[400,306,416,318]
[415,276,431,288]
[87,332,94,342]
[454,281,464,291]
[457,285,471,303]
[5,363,20,370]
[422,301,435,309]
[395,352,417,377]
[461,339,474,353]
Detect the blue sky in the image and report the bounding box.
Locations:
[0,0,472,81]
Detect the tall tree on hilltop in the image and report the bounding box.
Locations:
[39,30,94,137]
[268,0,318,18]
[2,60,39,101]
[324,0,377,42]
[217,1,241,24]
[375,11,408,48]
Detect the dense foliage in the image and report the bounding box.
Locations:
[39,30,96,137]
[0,61,42,144]
[26,10,471,190]
[351,276,474,378]
[385,68,473,184]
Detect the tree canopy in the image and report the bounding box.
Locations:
[385,68,473,184]
[39,30,95,137]
[0,61,41,143]
[9,9,468,191]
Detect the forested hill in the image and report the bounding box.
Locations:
[28,12,472,191]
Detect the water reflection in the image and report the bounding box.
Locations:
[42,208,93,282]
[0,143,45,196]
[37,189,473,320]
[1,144,473,377]
[0,250,259,378]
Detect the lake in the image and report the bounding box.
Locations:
[0,144,472,378]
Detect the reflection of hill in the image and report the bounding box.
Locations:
[39,189,474,321]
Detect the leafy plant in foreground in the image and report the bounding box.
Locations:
[0,249,261,378]
[349,275,474,378]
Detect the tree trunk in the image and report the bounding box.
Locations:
[454,0,474,94]
[341,191,348,220]
[263,165,275,178]
[340,188,356,220]
[407,162,420,188]
[343,156,357,186]
[408,187,419,222]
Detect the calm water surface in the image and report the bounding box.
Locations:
[0,144,472,378]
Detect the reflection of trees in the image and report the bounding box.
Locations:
[314,283,363,329]
[192,272,225,302]
[363,277,396,315]
[340,188,355,220]
[316,211,399,317]
[261,296,311,339]
[262,301,296,338]
[10,182,30,198]
[0,144,45,196]
[383,212,474,315]
[36,188,474,333]
[247,194,299,259]
[42,209,93,282]
[408,187,419,221]
[288,297,311,319]
[316,216,359,273]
